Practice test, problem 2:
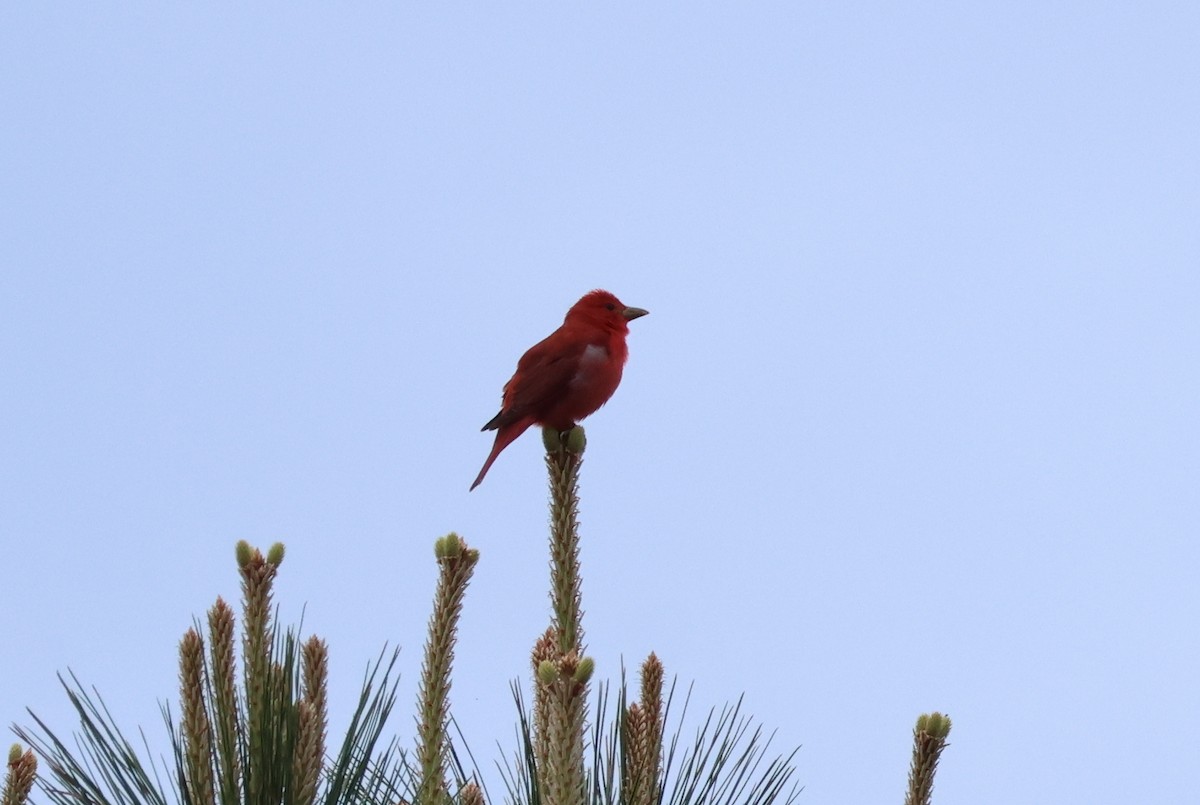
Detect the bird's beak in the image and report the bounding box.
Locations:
[622,306,649,321]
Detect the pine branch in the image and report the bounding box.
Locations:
[2,745,37,805]
[18,541,411,805]
[292,636,328,805]
[179,628,216,805]
[537,426,593,805]
[416,533,480,805]
[905,712,952,805]
[544,426,587,656]
[206,597,241,805]
[622,654,664,805]
[236,541,284,804]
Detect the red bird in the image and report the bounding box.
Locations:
[470,289,649,490]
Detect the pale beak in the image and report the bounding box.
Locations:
[622,306,649,321]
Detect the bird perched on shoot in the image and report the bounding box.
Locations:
[471,289,649,490]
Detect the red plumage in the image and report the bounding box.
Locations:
[470,289,649,490]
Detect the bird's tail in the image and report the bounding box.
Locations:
[469,416,535,491]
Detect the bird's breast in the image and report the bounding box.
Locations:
[569,343,610,388]
[543,339,627,426]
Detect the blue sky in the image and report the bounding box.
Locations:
[2,4,1197,803]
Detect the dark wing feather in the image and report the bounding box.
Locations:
[481,327,590,431]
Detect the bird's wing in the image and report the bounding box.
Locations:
[488,327,593,429]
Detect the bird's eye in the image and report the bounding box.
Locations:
[605,303,615,311]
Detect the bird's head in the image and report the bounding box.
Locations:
[566,289,649,333]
